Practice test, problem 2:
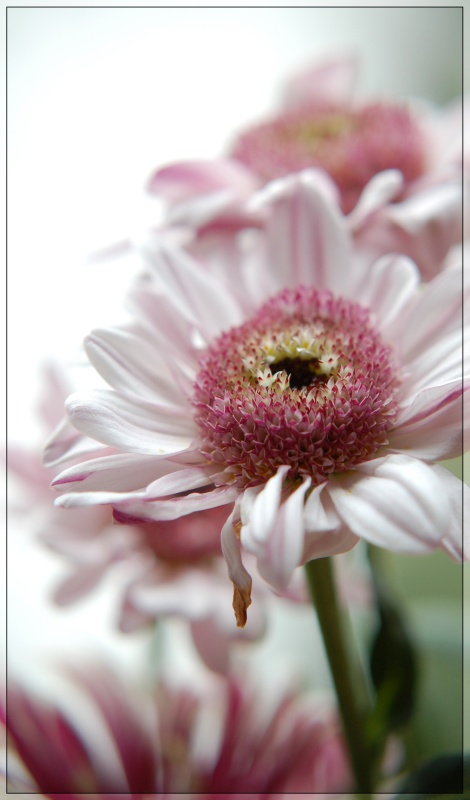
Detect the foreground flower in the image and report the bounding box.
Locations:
[50,172,468,626]
[149,54,462,279]
[4,665,351,796]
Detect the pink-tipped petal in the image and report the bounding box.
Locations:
[147,158,258,202]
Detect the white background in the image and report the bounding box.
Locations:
[6,7,464,697]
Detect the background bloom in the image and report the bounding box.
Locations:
[49,172,468,625]
[4,664,351,795]
[149,54,463,280]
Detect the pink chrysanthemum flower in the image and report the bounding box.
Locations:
[230,101,425,215]
[4,665,351,795]
[148,54,463,280]
[50,172,468,627]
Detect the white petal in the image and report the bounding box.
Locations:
[396,264,466,367]
[352,254,419,341]
[303,482,360,560]
[327,455,450,554]
[52,452,195,493]
[253,171,353,297]
[145,467,216,499]
[389,380,467,461]
[126,286,201,366]
[43,416,107,468]
[347,170,404,230]
[254,479,311,591]
[65,391,196,455]
[241,466,290,544]
[142,237,244,337]
[85,325,193,405]
[111,485,239,522]
[430,464,468,562]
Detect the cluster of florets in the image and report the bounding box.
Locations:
[193,286,400,488]
[230,102,426,213]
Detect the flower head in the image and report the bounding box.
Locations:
[148,54,463,279]
[50,172,468,626]
[4,665,351,796]
[230,101,426,214]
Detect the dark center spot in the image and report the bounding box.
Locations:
[273,357,329,390]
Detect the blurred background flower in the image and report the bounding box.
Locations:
[6,5,466,791]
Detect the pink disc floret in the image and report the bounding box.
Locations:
[230,102,426,213]
[193,286,400,489]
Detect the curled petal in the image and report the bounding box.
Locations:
[221,506,252,628]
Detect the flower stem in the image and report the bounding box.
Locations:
[305,557,375,793]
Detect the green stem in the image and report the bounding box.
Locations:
[305,557,375,793]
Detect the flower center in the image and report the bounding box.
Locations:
[193,287,400,489]
[230,102,426,213]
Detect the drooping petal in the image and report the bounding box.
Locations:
[327,454,450,554]
[221,505,253,628]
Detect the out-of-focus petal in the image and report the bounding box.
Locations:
[281,53,359,111]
